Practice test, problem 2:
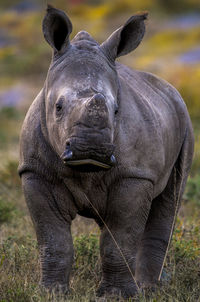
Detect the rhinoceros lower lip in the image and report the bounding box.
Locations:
[64,158,111,169]
[61,147,116,170]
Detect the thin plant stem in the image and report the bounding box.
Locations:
[83,193,140,292]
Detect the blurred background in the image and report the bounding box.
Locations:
[0,0,200,170]
[0,1,200,301]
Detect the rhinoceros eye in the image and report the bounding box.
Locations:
[55,97,64,115]
[56,103,62,112]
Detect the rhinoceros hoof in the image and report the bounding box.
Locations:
[96,281,138,299]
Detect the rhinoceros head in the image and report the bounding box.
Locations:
[42,5,147,171]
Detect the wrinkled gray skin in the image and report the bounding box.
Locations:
[19,5,194,298]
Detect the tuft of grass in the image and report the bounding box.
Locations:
[184,175,200,207]
[172,218,200,262]
[74,233,100,270]
[0,160,20,187]
[0,198,15,225]
[0,235,39,302]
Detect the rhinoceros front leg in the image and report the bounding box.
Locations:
[97,178,153,298]
[21,173,76,293]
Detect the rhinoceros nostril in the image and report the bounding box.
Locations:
[62,149,73,162]
[66,141,70,147]
[62,141,73,162]
[110,154,116,166]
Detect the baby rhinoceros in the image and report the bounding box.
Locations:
[19,5,194,299]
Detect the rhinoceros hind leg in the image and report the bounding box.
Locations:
[135,130,193,286]
[135,168,178,286]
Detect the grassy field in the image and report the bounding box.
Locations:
[0,1,200,301]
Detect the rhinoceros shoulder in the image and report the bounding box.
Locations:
[115,63,192,192]
[116,62,186,111]
[20,89,44,145]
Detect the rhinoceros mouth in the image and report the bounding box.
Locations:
[65,158,111,169]
[61,138,116,171]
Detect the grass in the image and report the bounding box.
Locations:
[0,198,15,225]
[0,209,200,301]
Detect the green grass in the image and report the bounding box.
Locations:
[184,175,200,207]
[0,217,199,301]
[0,198,15,225]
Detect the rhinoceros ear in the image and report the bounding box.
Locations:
[101,13,147,61]
[42,5,72,53]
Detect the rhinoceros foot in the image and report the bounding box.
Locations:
[96,281,138,299]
